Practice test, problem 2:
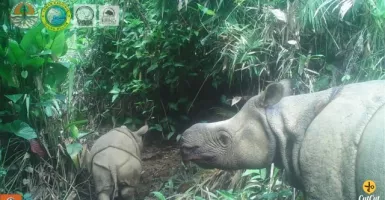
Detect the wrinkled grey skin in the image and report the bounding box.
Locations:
[180,79,385,200]
[83,125,148,200]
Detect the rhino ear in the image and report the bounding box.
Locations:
[261,79,292,107]
[134,124,149,136]
[278,79,293,97]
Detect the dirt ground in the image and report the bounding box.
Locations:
[137,142,181,199]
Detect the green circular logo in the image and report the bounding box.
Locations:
[41,1,71,31]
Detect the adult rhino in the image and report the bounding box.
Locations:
[180,79,385,200]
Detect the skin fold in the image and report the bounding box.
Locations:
[180,79,385,200]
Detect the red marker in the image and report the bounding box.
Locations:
[0,194,23,200]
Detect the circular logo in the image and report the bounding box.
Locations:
[10,2,39,29]
[362,180,376,195]
[7,198,15,200]
[75,6,94,26]
[41,1,71,31]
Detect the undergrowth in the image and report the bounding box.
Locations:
[151,164,299,200]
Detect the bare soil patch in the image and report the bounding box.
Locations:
[138,142,181,199]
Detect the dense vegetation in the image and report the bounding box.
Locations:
[0,0,384,199]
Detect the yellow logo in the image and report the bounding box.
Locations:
[41,1,71,31]
[362,180,376,195]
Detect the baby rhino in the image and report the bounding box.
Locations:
[83,124,148,200]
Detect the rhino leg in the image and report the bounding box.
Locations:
[92,162,114,200]
[120,186,135,200]
[98,192,111,200]
[92,146,142,200]
[118,156,142,200]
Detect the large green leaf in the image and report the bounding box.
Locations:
[43,62,69,87]
[4,94,23,103]
[0,120,37,140]
[35,31,48,50]
[66,143,83,158]
[50,31,66,57]
[66,142,83,168]
[20,23,44,55]
[23,57,45,69]
[47,29,59,39]
[7,39,26,65]
[70,125,79,139]
[151,192,167,200]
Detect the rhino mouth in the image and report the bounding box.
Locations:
[180,145,215,166]
[182,155,216,168]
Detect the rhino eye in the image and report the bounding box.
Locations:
[218,132,230,146]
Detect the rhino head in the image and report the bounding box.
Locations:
[180,79,293,170]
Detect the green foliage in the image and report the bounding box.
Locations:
[82,0,385,146]
[80,0,212,140]
[197,3,216,16]
[152,167,301,200]
[0,120,37,140]
[152,191,167,200]
[66,142,83,168]
[0,2,86,196]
